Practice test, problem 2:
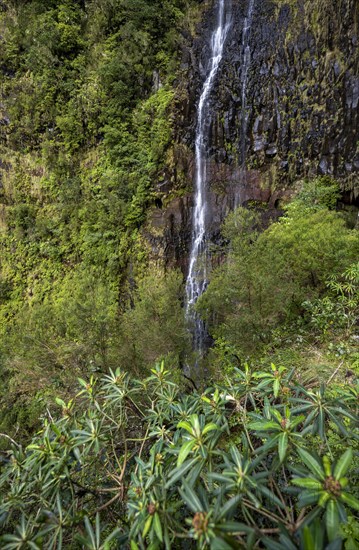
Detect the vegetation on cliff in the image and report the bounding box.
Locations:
[0,0,193,436]
[199,178,358,355]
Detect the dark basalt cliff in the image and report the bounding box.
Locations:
[145,0,359,270]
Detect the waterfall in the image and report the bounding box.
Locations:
[185,0,231,362]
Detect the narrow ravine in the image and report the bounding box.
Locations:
[185,0,231,362]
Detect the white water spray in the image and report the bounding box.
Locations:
[185,0,231,360]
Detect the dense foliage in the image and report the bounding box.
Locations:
[0,0,195,435]
[198,179,358,354]
[0,362,358,549]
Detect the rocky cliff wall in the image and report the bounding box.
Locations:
[146,0,359,270]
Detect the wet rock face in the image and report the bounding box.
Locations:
[148,0,359,268]
[188,0,359,180]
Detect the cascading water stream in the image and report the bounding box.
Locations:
[185,0,231,361]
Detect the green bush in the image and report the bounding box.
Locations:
[303,262,359,337]
[119,268,190,374]
[198,196,358,353]
[0,362,358,549]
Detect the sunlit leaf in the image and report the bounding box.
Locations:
[334,449,353,480]
[292,478,322,490]
[177,439,196,467]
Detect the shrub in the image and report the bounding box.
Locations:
[0,362,358,549]
[198,202,358,353]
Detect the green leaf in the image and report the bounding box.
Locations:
[278,534,296,550]
[273,378,280,398]
[261,538,287,550]
[191,414,201,436]
[177,421,193,434]
[255,434,280,456]
[271,408,282,422]
[217,495,241,520]
[303,526,315,550]
[264,397,271,419]
[103,528,122,547]
[323,455,332,477]
[165,457,199,488]
[318,408,325,439]
[187,458,206,486]
[340,492,359,512]
[292,478,323,490]
[297,448,325,480]
[96,513,100,548]
[202,423,218,435]
[298,507,322,529]
[153,513,163,542]
[178,481,203,513]
[326,410,350,438]
[278,432,288,463]
[339,477,348,488]
[201,396,211,404]
[84,516,96,548]
[330,406,358,423]
[310,518,325,549]
[216,521,254,534]
[229,446,243,467]
[326,500,340,542]
[290,414,306,429]
[142,515,153,539]
[298,490,324,508]
[318,492,330,507]
[247,421,279,431]
[208,473,232,483]
[334,448,353,480]
[50,423,61,437]
[78,378,88,388]
[177,439,196,467]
